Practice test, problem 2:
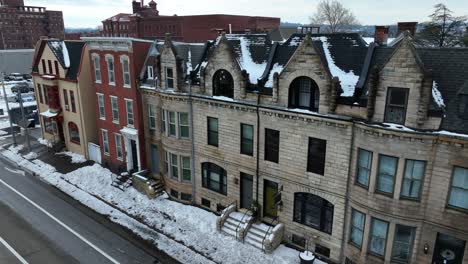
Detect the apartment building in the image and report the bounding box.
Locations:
[134,25,468,264]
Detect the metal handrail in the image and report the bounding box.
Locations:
[235,208,253,241]
[261,216,279,252]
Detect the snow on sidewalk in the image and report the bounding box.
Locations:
[1,146,303,264]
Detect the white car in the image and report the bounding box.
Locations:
[9,73,24,81]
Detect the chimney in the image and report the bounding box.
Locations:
[374,26,389,46]
[397,22,418,37]
[132,0,140,14]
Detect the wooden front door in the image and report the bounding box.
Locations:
[240,173,253,209]
[263,179,278,218]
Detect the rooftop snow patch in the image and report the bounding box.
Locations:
[432,81,445,108]
[318,36,359,97]
[265,63,284,88]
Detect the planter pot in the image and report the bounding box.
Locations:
[299,251,315,264]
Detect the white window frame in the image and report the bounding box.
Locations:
[147,66,154,80]
[125,99,134,127]
[148,104,156,130]
[92,53,101,83]
[97,93,105,120]
[121,55,131,88]
[114,133,123,160]
[161,109,166,134]
[170,153,178,180]
[101,129,110,156]
[178,112,189,139]
[182,156,191,182]
[168,111,176,137]
[110,96,119,124]
[105,54,115,85]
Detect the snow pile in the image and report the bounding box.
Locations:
[38,138,52,147]
[237,37,268,84]
[432,81,445,108]
[212,96,235,102]
[288,36,302,46]
[318,37,359,97]
[57,151,87,164]
[1,149,302,264]
[265,63,284,88]
[24,152,38,160]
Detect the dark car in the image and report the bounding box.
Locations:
[23,74,32,80]
[11,83,31,94]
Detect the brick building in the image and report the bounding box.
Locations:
[0,0,64,49]
[101,0,280,42]
[134,22,468,264]
[82,37,152,174]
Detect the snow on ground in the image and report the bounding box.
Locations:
[1,147,304,264]
[57,151,87,163]
[318,36,359,97]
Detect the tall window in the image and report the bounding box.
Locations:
[48,60,52,74]
[391,225,415,263]
[165,67,174,89]
[93,54,101,83]
[70,90,76,113]
[376,155,398,195]
[170,153,178,180]
[265,128,280,163]
[350,209,365,248]
[43,85,49,104]
[448,166,468,210]
[41,59,47,74]
[102,130,109,155]
[54,61,59,77]
[164,151,169,174]
[401,160,425,199]
[385,87,409,125]
[147,66,154,79]
[213,69,234,98]
[207,117,219,147]
[368,218,389,257]
[121,56,131,87]
[115,134,123,160]
[168,111,176,136]
[68,122,80,144]
[356,149,372,187]
[241,124,254,156]
[106,55,115,84]
[125,99,134,126]
[182,157,191,181]
[37,84,43,104]
[307,137,327,175]
[97,94,105,120]
[110,96,119,123]
[148,105,156,130]
[202,162,227,195]
[63,89,69,111]
[293,193,333,234]
[459,95,468,119]
[289,77,320,111]
[178,113,189,138]
[161,110,166,133]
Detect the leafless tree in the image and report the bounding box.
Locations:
[310,0,359,33]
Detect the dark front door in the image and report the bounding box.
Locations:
[150,144,159,174]
[56,121,65,142]
[263,179,278,218]
[130,140,138,171]
[432,233,466,264]
[240,173,253,209]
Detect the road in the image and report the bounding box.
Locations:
[0,156,178,264]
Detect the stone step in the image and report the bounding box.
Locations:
[245,232,264,244]
[223,221,238,232]
[245,236,263,249]
[221,226,237,237]
[225,217,241,227]
[229,211,252,223]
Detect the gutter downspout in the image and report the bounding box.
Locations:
[255,92,260,203]
[339,122,355,262]
[189,79,196,203]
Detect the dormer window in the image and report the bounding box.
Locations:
[289,77,320,112]
[459,95,468,119]
[165,67,174,89]
[384,87,409,125]
[213,69,234,98]
[147,66,154,80]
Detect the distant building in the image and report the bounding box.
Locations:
[101,0,280,42]
[65,31,101,41]
[0,49,34,74]
[0,0,64,49]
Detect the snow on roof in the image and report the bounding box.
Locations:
[362,37,396,45]
[237,36,267,84]
[288,36,302,46]
[120,127,138,136]
[40,109,58,118]
[186,48,192,75]
[432,81,445,108]
[318,36,359,97]
[62,41,70,68]
[264,63,283,88]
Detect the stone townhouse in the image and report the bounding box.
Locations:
[82,37,152,173]
[105,24,465,263]
[32,39,97,158]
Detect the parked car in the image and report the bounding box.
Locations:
[15,92,35,103]
[3,75,12,82]
[23,74,32,80]
[11,83,31,93]
[8,73,24,81]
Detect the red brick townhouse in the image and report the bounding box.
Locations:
[82,37,152,173]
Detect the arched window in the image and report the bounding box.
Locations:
[68,122,80,144]
[202,162,227,195]
[293,193,333,234]
[289,77,320,111]
[213,69,234,98]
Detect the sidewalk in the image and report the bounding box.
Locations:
[0,133,304,264]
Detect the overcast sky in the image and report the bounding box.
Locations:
[25,0,468,28]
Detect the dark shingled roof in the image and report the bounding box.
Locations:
[225,34,272,66]
[63,41,86,80]
[268,26,299,42]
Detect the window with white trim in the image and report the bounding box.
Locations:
[115,133,123,160]
[97,94,105,120]
[168,111,176,136]
[121,56,131,87]
[148,104,156,130]
[125,99,134,126]
[147,66,154,79]
[170,153,178,180]
[92,54,101,83]
[106,55,115,84]
[110,96,119,123]
[161,109,166,133]
[182,156,191,181]
[102,130,109,155]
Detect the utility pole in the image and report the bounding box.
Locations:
[17,90,31,152]
[1,71,17,146]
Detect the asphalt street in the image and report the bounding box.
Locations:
[0,155,178,264]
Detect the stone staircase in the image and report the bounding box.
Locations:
[245,222,271,250]
[111,172,133,191]
[221,211,252,238]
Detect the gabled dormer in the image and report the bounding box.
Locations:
[159,34,179,91]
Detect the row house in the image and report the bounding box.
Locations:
[32,39,97,158]
[133,24,468,264]
[82,37,152,173]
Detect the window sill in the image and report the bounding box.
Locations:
[367,252,385,260]
[123,85,131,89]
[99,117,106,121]
[374,190,394,198]
[292,220,331,235]
[348,241,363,251]
[240,152,254,157]
[95,80,102,84]
[399,196,421,202]
[103,152,110,157]
[109,82,116,86]
[116,157,123,161]
[446,205,468,214]
[354,182,370,191]
[112,121,120,125]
